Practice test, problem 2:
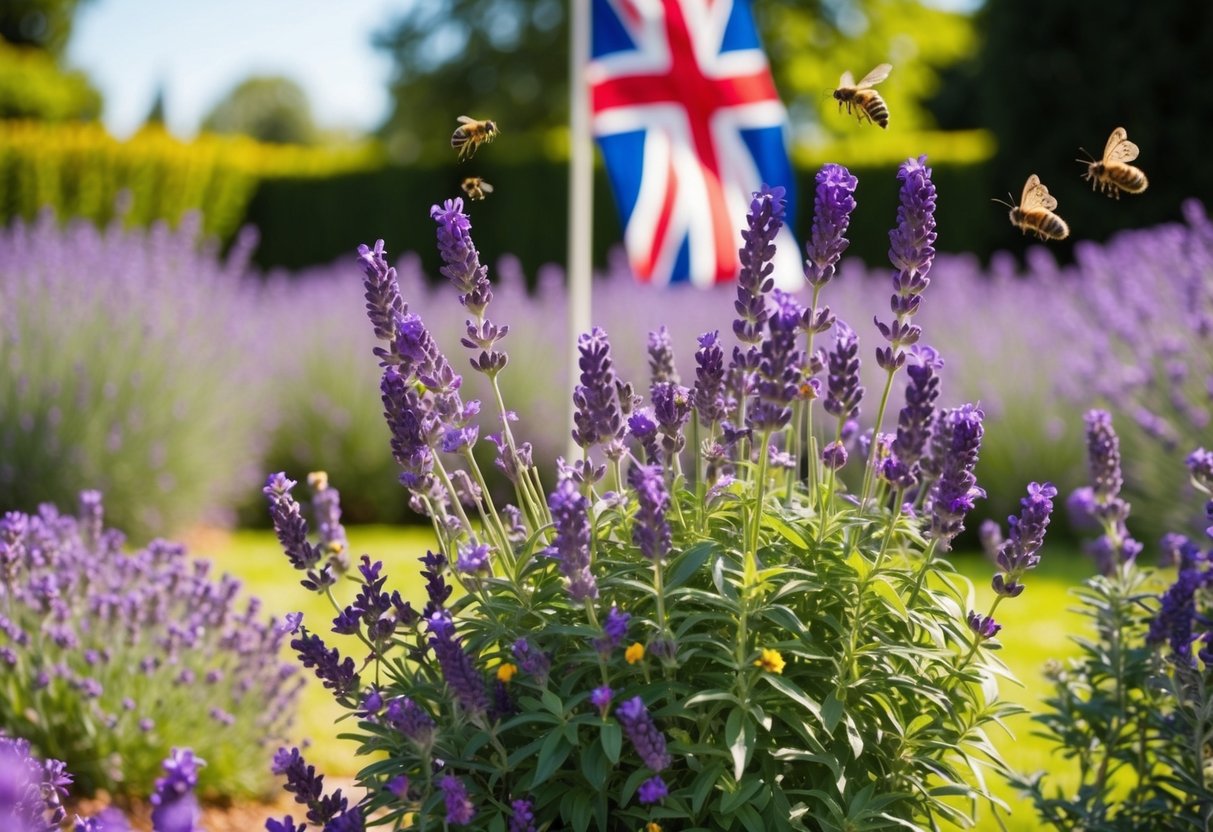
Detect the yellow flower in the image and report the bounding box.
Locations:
[496,662,518,683]
[753,648,786,674]
[646,823,663,832]
[625,642,645,664]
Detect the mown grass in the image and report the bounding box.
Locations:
[200,527,1110,829]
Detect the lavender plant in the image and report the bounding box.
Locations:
[267,163,1057,831]
[0,211,268,540]
[1011,411,1213,829]
[0,492,301,799]
[0,737,202,832]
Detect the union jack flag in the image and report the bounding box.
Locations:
[589,0,800,288]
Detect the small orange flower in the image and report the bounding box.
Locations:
[496,662,518,683]
[753,648,786,674]
[646,823,663,832]
[625,642,645,664]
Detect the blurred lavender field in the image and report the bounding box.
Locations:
[4,198,1210,547]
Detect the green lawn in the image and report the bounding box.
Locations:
[201,528,1127,830]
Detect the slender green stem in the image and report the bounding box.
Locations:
[904,538,940,610]
[432,459,479,546]
[860,365,898,506]
[803,283,824,496]
[461,448,514,565]
[748,429,773,557]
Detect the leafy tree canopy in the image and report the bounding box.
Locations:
[201,76,317,145]
[0,0,89,57]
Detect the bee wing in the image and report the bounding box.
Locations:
[457,115,475,125]
[856,63,892,88]
[1020,174,1059,212]
[1103,127,1140,163]
[838,70,855,88]
[480,181,493,193]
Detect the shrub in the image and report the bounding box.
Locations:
[265,161,1060,830]
[1010,412,1213,828]
[0,40,101,121]
[0,211,269,540]
[0,492,301,799]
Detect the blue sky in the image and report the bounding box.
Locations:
[67,0,407,137]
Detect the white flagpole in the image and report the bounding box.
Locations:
[567,0,593,461]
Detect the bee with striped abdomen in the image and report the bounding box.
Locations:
[460,177,494,201]
[450,116,499,161]
[995,174,1070,241]
[833,64,892,129]
[1079,126,1148,199]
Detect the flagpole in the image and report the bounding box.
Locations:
[567,0,593,461]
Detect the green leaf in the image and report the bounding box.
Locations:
[540,689,565,717]
[725,708,753,780]
[821,691,843,734]
[844,714,864,759]
[667,541,718,590]
[719,777,764,814]
[531,730,572,787]
[761,674,824,726]
[600,722,622,764]
[691,762,726,814]
[762,513,809,549]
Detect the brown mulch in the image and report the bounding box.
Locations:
[68,779,361,832]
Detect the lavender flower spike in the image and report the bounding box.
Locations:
[647,326,679,387]
[427,611,490,717]
[545,477,598,601]
[355,239,405,352]
[927,404,986,551]
[804,163,859,288]
[733,184,786,345]
[876,156,937,371]
[692,330,727,427]
[629,464,672,562]
[748,289,803,433]
[1079,411,1142,573]
[571,327,623,449]
[149,748,204,832]
[440,775,476,825]
[823,320,863,422]
[882,345,943,490]
[992,482,1057,597]
[615,696,672,771]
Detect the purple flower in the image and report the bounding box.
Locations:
[265,817,305,832]
[992,482,1057,597]
[647,326,679,387]
[733,185,785,345]
[876,156,937,370]
[386,775,409,798]
[512,638,551,686]
[1187,447,1213,492]
[440,775,476,825]
[0,737,71,831]
[823,320,863,422]
[545,477,598,602]
[1085,410,1125,506]
[456,542,492,575]
[509,798,538,832]
[927,404,986,551]
[355,239,406,355]
[629,464,671,562]
[149,748,204,832]
[628,409,662,465]
[590,685,613,718]
[379,367,436,492]
[637,775,669,805]
[292,629,360,699]
[884,345,943,489]
[571,327,624,449]
[615,696,671,771]
[966,611,1002,640]
[822,441,848,470]
[748,290,803,433]
[419,550,453,616]
[384,697,435,749]
[804,163,858,288]
[595,605,631,654]
[427,612,489,717]
[324,809,366,832]
[692,330,727,427]
[651,382,692,458]
[264,474,321,574]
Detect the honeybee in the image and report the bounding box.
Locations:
[450,116,499,160]
[994,174,1070,241]
[460,177,494,201]
[1079,126,1148,199]
[833,64,892,129]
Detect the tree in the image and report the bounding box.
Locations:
[0,0,90,58]
[201,76,317,145]
[371,0,978,161]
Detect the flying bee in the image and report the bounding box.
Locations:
[833,63,892,129]
[450,116,499,161]
[460,177,494,201]
[1078,126,1148,199]
[994,174,1070,241]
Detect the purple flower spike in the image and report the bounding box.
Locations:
[823,320,864,422]
[615,696,672,771]
[1186,447,1213,492]
[966,611,1001,640]
[384,697,435,749]
[692,330,727,427]
[456,542,492,575]
[804,163,859,288]
[652,382,692,457]
[509,799,538,832]
[1081,411,1142,572]
[264,474,321,574]
[822,441,848,470]
[571,327,624,450]
[595,606,631,654]
[545,477,598,602]
[512,639,551,685]
[876,157,937,370]
[629,464,671,562]
[884,345,943,489]
[265,817,305,832]
[748,290,803,433]
[992,482,1057,597]
[927,404,986,551]
[292,629,360,699]
[637,775,669,805]
[590,685,614,718]
[355,239,406,357]
[440,775,476,825]
[647,326,679,387]
[426,611,489,717]
[149,748,204,832]
[431,198,492,316]
[733,184,786,345]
